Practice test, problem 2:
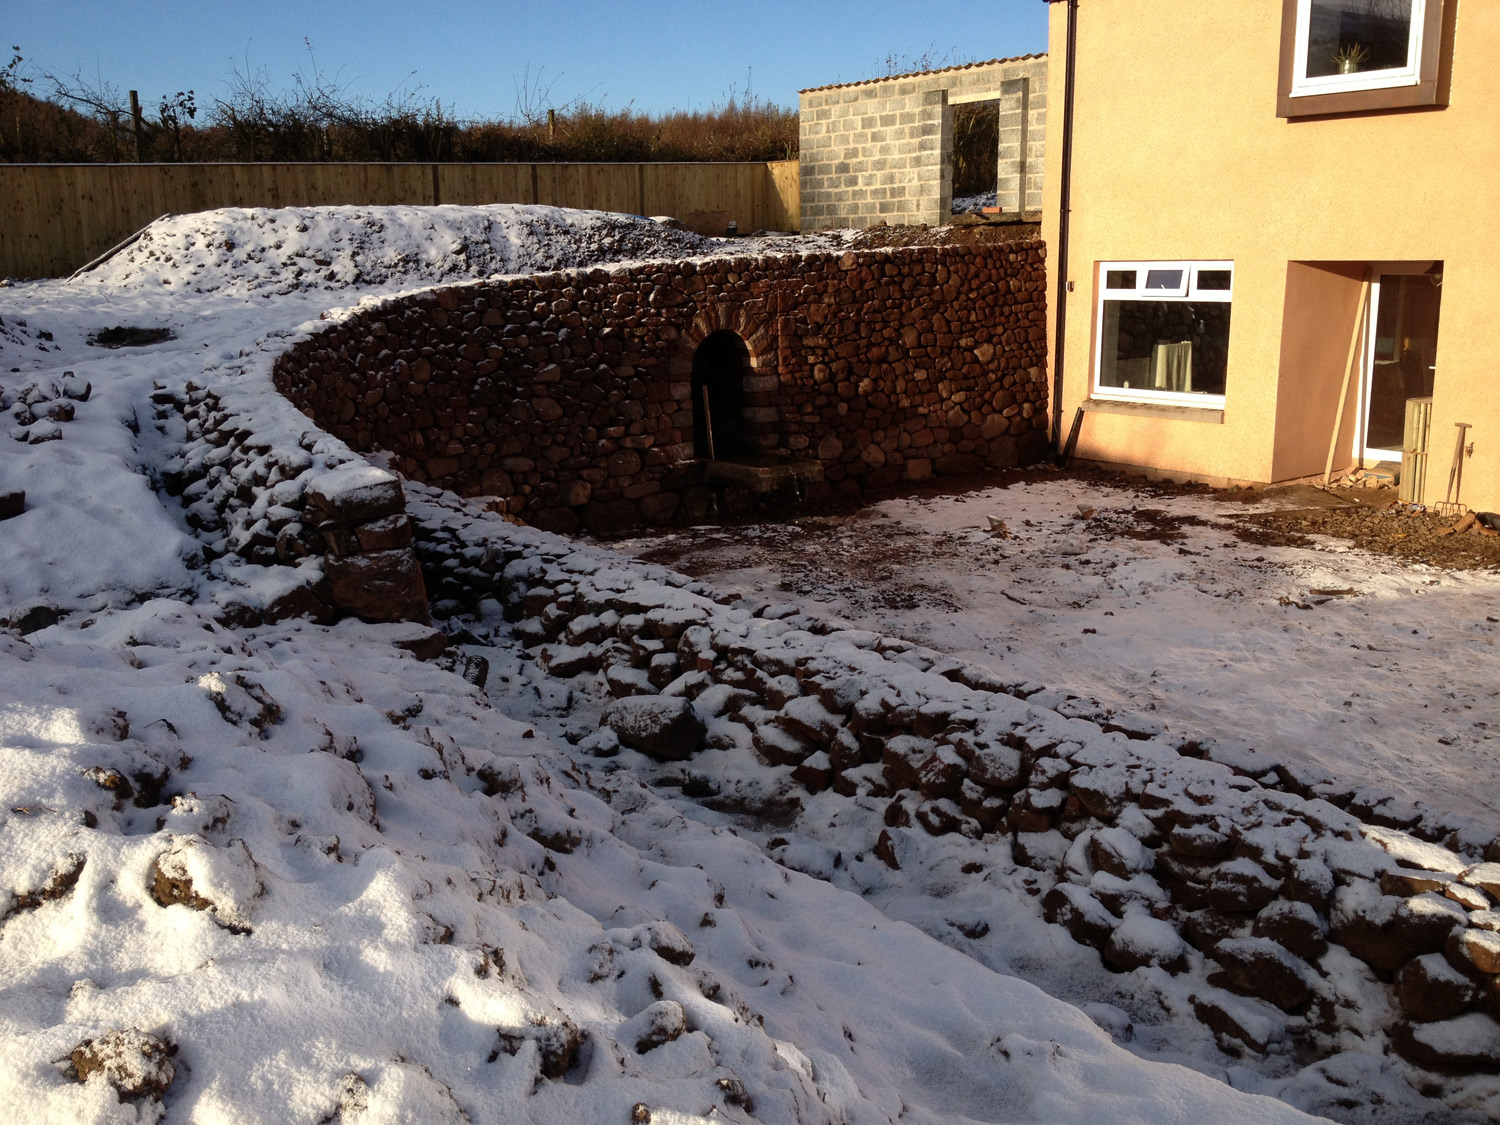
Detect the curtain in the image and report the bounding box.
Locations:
[1152,340,1193,392]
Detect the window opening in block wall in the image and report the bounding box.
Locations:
[691,330,754,459]
[1094,262,1234,408]
[949,100,1000,216]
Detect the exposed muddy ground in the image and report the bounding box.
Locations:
[632,510,988,619]
[1231,489,1500,569]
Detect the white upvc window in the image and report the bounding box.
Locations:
[1290,0,1426,98]
[1093,261,1234,409]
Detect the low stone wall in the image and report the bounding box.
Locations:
[271,242,1049,536]
[404,481,1500,1081]
[151,383,429,628]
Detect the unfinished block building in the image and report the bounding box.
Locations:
[798,55,1048,232]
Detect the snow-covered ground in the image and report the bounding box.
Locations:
[952,192,998,215]
[78,204,720,297]
[0,204,1493,1123]
[616,481,1500,829]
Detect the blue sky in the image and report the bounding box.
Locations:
[8,1,1048,119]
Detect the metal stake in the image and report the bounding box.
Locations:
[701,386,716,461]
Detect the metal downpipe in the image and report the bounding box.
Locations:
[1050,0,1079,460]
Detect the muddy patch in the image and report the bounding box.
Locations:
[88,325,176,349]
[631,513,1004,619]
[1236,497,1500,569]
[1084,506,1212,545]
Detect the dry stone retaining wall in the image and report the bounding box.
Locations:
[139,231,1500,1092]
[271,242,1049,536]
[141,312,1500,1089]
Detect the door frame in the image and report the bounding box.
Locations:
[1356,275,1400,464]
[1353,261,1442,467]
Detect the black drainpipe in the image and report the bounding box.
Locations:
[1050,0,1079,459]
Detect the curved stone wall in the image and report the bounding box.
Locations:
[272,242,1049,535]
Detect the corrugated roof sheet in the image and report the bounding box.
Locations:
[799,53,1046,95]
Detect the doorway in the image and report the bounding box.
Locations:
[1359,268,1442,463]
[691,330,752,459]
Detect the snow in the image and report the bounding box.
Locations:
[0,203,1353,1123]
[305,463,402,514]
[951,192,998,215]
[1403,1013,1500,1060]
[1108,913,1188,964]
[77,205,718,296]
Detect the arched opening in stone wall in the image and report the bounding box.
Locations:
[691,330,754,459]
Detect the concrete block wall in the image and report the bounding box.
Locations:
[799,56,1048,232]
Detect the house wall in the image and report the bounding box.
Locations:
[799,57,1047,232]
[1044,0,1500,509]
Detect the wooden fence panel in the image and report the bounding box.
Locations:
[435,164,535,206]
[535,163,643,215]
[0,160,801,278]
[645,163,740,236]
[764,160,800,232]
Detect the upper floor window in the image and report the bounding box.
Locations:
[1293,0,1425,95]
[1278,0,1448,117]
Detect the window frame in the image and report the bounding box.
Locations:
[1092,260,1234,411]
[1291,0,1426,97]
[1277,0,1449,118]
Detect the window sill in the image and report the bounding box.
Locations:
[1278,81,1442,119]
[1082,398,1225,424]
[1276,0,1450,120]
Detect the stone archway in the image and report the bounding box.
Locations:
[674,305,778,459]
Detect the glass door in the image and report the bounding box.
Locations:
[1359,271,1441,463]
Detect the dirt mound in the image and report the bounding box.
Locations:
[851,218,1041,251]
[80,204,718,296]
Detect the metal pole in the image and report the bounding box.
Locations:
[1049,0,1079,461]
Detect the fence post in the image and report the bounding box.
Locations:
[129,90,144,163]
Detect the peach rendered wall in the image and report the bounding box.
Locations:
[1044,0,1500,507]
